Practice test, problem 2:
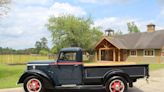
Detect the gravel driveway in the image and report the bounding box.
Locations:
[130,68,164,92]
[0,69,164,92]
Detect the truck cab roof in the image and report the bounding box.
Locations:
[60,47,83,52]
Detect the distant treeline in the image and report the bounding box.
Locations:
[0,37,51,55]
[0,47,39,54]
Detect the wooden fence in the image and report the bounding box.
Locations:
[0,54,57,64]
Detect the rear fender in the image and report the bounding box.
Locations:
[17,70,55,87]
[103,69,132,85]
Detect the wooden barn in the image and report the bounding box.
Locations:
[94,24,164,63]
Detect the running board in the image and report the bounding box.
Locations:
[55,85,104,89]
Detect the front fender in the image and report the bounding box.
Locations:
[103,69,132,84]
[17,70,53,85]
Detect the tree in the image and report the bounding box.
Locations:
[35,37,49,54]
[47,15,103,53]
[40,37,48,49]
[113,30,123,36]
[39,49,49,55]
[35,41,41,54]
[51,46,58,54]
[0,0,10,17]
[127,22,140,33]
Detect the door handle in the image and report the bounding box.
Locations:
[74,64,79,67]
[72,64,79,71]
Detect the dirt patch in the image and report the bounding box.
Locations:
[0,88,23,92]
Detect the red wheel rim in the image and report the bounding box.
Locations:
[27,78,42,92]
[109,79,125,92]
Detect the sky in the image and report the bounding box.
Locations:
[0,0,164,49]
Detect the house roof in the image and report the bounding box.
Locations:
[97,30,164,49]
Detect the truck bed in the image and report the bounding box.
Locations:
[83,63,149,84]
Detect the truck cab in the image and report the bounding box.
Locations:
[18,47,149,92]
[50,47,83,85]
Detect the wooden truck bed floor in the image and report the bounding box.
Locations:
[83,62,136,67]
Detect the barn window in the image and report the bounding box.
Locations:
[162,49,164,56]
[144,49,155,57]
[130,50,137,56]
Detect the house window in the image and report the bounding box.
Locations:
[144,49,155,57]
[130,50,137,56]
[162,49,164,56]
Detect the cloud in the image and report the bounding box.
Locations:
[93,17,162,33]
[154,0,164,29]
[13,0,54,6]
[0,38,35,50]
[161,10,164,15]
[78,0,134,5]
[49,2,86,17]
[94,17,136,33]
[78,0,97,4]
[157,0,164,15]
[0,26,24,37]
[157,0,164,6]
[0,1,86,49]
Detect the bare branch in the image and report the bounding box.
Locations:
[0,0,10,6]
[0,0,11,16]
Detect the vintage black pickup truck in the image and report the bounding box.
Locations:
[18,47,149,92]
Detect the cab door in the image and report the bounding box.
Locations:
[55,51,83,85]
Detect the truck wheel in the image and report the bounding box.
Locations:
[23,76,46,92]
[105,76,127,92]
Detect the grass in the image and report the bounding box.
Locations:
[0,55,51,64]
[0,64,25,89]
[149,64,164,71]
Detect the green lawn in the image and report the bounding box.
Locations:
[0,64,25,89]
[0,63,164,89]
[149,64,164,71]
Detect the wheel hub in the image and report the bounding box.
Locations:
[109,79,125,92]
[113,82,121,91]
[27,78,41,92]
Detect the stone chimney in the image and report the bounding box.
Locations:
[147,23,155,32]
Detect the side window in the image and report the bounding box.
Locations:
[130,50,137,56]
[144,49,155,57]
[59,52,77,61]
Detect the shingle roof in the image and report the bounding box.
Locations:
[105,30,164,49]
[105,38,127,49]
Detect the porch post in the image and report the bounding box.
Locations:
[95,51,97,61]
[113,49,116,62]
[118,49,120,62]
[99,49,101,61]
[158,50,161,63]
